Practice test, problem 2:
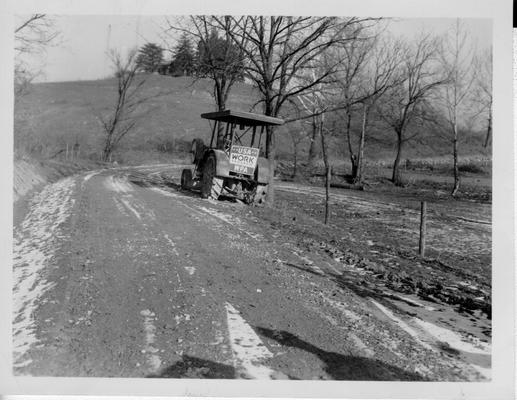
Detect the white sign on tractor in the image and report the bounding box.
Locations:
[229,146,259,175]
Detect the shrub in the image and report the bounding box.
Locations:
[458,162,487,174]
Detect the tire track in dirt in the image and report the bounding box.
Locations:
[104,174,156,222]
[94,175,235,377]
[131,170,446,379]
[141,178,431,379]
[14,165,487,380]
[124,167,492,381]
[137,183,281,378]
[122,172,309,378]
[81,170,104,189]
[14,170,191,376]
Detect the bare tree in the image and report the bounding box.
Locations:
[297,69,336,223]
[306,114,320,168]
[320,115,332,224]
[438,19,475,196]
[285,24,393,182]
[331,33,372,180]
[99,49,149,162]
[379,33,445,186]
[346,37,403,183]
[14,63,39,97]
[164,16,247,146]
[14,14,59,95]
[296,84,329,171]
[299,94,332,224]
[15,14,59,53]
[472,47,492,148]
[215,16,374,203]
[287,127,306,178]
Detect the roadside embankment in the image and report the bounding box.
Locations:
[13,158,103,224]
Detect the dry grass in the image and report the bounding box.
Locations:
[14,75,258,165]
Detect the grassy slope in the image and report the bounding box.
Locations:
[14,75,491,168]
[15,76,257,164]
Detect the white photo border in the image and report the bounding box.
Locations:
[0,0,513,398]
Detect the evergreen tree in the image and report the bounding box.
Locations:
[136,43,164,73]
[171,33,195,76]
[196,28,243,83]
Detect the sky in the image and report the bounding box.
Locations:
[19,16,492,83]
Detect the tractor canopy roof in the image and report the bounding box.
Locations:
[201,110,284,127]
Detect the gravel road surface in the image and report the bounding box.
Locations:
[12,165,490,380]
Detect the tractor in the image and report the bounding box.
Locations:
[181,110,284,204]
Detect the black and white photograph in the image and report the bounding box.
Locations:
[1,0,514,398]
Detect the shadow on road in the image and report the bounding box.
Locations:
[255,326,427,381]
[147,355,236,379]
[283,261,324,276]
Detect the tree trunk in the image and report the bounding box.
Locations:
[353,105,368,184]
[216,122,225,148]
[292,140,298,178]
[265,124,276,205]
[324,163,331,224]
[319,115,330,224]
[484,108,492,148]
[102,142,112,163]
[392,131,404,186]
[451,122,460,196]
[307,116,318,168]
[350,159,358,181]
[216,96,226,147]
[345,110,357,180]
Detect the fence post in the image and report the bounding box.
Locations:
[324,164,331,224]
[419,201,427,257]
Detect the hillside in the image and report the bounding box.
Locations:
[14,75,491,169]
[14,75,258,164]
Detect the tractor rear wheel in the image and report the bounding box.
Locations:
[191,139,205,164]
[200,155,223,200]
[180,169,192,189]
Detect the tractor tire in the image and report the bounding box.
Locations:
[180,168,192,189]
[253,184,268,205]
[200,155,223,200]
[191,138,205,164]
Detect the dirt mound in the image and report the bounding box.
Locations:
[14,158,103,204]
[13,160,47,202]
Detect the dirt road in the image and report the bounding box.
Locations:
[12,164,490,380]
